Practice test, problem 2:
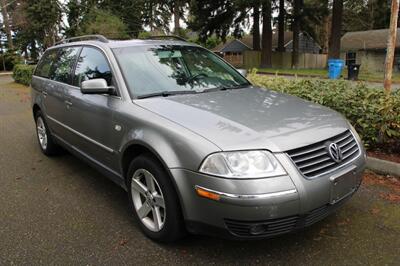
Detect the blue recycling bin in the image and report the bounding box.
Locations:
[328,59,345,79]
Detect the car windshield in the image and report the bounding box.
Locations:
[112,45,249,98]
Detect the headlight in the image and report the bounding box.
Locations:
[199,150,286,178]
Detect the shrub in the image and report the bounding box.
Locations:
[13,64,35,86]
[0,51,23,71]
[248,70,400,153]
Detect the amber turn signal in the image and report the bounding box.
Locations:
[195,187,220,201]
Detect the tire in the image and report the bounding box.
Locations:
[127,154,185,242]
[34,110,60,156]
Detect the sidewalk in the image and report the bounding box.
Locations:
[0,72,12,76]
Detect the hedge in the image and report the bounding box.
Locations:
[13,64,35,86]
[248,71,400,153]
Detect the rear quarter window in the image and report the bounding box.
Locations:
[34,49,58,78]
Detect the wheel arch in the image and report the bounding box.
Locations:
[120,140,187,219]
[120,141,171,182]
[32,104,41,118]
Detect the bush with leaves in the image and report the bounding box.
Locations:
[0,51,23,71]
[248,71,400,153]
[13,64,35,86]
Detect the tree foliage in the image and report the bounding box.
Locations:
[0,0,396,64]
[188,0,247,43]
[78,9,130,39]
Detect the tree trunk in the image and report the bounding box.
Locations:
[261,1,272,68]
[30,39,38,61]
[384,0,399,93]
[291,0,301,68]
[252,4,261,50]
[321,14,330,54]
[149,1,154,32]
[1,0,14,50]
[174,0,180,35]
[277,0,285,52]
[328,0,343,59]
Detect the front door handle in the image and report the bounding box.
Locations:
[65,100,72,109]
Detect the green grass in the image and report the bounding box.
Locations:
[257,68,400,83]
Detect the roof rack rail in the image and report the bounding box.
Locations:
[55,35,109,45]
[145,35,187,42]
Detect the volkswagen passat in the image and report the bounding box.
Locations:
[31,35,366,242]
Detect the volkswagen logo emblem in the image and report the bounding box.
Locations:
[328,142,343,163]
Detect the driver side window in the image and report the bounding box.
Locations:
[73,47,113,87]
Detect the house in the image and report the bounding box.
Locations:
[213,32,322,67]
[341,28,400,72]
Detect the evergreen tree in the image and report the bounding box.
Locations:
[188,0,244,43]
[261,0,272,67]
[277,0,286,52]
[328,0,343,59]
[79,9,130,39]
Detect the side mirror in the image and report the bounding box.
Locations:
[237,69,248,77]
[80,78,115,94]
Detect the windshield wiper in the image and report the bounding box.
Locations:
[206,83,251,92]
[136,90,198,99]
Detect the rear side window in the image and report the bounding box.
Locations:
[73,47,112,87]
[34,49,58,78]
[49,47,81,84]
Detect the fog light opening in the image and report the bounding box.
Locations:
[249,224,268,235]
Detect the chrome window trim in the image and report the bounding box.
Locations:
[33,43,126,100]
[46,115,115,154]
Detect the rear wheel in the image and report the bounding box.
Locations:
[35,111,60,156]
[127,154,185,242]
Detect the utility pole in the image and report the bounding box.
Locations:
[384,0,399,94]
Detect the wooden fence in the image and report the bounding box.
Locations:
[238,51,328,69]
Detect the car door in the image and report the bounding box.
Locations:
[65,46,121,171]
[42,46,82,143]
[32,48,68,137]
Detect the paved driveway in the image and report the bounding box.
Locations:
[1,76,399,265]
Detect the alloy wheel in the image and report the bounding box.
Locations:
[131,169,166,232]
[36,117,48,150]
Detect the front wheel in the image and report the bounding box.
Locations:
[127,154,185,242]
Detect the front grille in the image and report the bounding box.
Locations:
[225,216,299,237]
[286,130,360,178]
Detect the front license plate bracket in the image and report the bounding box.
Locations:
[329,165,358,205]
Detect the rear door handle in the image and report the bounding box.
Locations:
[42,90,48,96]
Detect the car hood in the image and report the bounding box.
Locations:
[134,86,349,152]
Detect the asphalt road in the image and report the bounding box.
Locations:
[1,75,399,265]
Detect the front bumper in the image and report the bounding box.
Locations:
[170,153,366,239]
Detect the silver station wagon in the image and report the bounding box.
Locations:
[31,35,366,242]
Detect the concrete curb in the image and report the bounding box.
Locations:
[366,157,400,176]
